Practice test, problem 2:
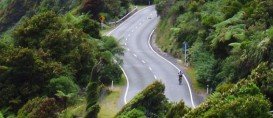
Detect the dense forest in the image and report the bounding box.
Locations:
[0,0,133,117]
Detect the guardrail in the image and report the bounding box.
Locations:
[108,7,138,26]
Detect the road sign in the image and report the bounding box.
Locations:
[99,15,105,23]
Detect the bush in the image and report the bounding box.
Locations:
[18,97,64,118]
[185,80,271,117]
[116,81,169,117]
[190,41,217,86]
[118,109,146,118]
[250,62,273,104]
[0,111,3,118]
[166,101,190,118]
[47,76,79,95]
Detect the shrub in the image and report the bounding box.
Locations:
[47,76,79,95]
[18,97,64,118]
[166,101,190,118]
[118,109,146,118]
[0,111,3,118]
[190,41,217,86]
[116,81,169,117]
[185,80,271,117]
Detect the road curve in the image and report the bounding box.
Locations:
[108,6,202,108]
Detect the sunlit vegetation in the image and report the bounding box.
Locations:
[156,0,273,96]
[117,78,271,117]
[153,0,273,116]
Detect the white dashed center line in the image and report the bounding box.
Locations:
[149,67,152,71]
[133,54,137,57]
[142,60,146,64]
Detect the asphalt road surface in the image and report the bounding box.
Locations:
[108,6,202,108]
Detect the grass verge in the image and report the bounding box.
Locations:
[58,98,86,118]
[98,75,126,118]
[183,64,206,94]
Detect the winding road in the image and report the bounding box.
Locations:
[108,6,202,108]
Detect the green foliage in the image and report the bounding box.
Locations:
[85,82,100,118]
[47,76,79,95]
[249,62,273,104]
[0,10,124,115]
[13,11,60,49]
[155,0,167,16]
[81,0,131,20]
[116,81,169,118]
[0,111,3,118]
[156,0,273,95]
[119,109,146,118]
[0,47,64,111]
[166,101,190,118]
[17,97,64,118]
[190,41,217,86]
[185,80,271,117]
[0,0,81,33]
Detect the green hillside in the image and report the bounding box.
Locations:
[155,0,273,104]
[0,0,131,34]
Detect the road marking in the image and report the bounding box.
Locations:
[133,54,137,57]
[154,75,157,80]
[126,38,128,41]
[127,48,130,51]
[125,43,127,46]
[107,6,153,36]
[142,60,146,64]
[106,6,153,105]
[148,29,196,108]
[149,67,152,71]
[119,66,129,104]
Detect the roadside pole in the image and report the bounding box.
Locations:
[111,80,114,90]
[183,41,189,67]
[207,85,209,94]
[99,15,105,28]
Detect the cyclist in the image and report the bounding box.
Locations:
[178,70,183,85]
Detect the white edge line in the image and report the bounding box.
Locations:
[154,75,157,80]
[148,29,196,108]
[106,6,153,105]
[107,6,153,36]
[119,66,129,104]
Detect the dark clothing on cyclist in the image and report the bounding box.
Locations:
[178,71,183,85]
